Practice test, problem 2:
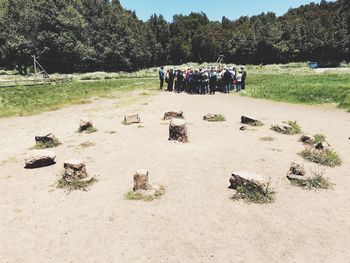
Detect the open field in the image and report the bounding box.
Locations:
[1,63,350,118]
[0,78,158,117]
[0,91,349,262]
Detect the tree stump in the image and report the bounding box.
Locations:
[229,171,267,189]
[24,150,56,169]
[163,111,184,120]
[35,133,56,144]
[288,162,306,176]
[79,118,93,131]
[300,134,314,144]
[124,114,140,125]
[63,159,88,180]
[133,169,149,191]
[169,118,188,143]
[241,116,263,126]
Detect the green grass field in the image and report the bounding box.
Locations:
[0,78,158,117]
[244,73,350,110]
[1,63,350,118]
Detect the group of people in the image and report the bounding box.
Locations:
[158,66,247,94]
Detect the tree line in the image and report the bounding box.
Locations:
[0,0,349,74]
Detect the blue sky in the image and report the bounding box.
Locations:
[119,0,334,21]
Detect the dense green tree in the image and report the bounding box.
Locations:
[0,0,348,73]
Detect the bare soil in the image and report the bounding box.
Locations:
[0,92,349,262]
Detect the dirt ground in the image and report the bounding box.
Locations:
[0,91,349,263]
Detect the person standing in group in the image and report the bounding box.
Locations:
[241,66,247,90]
[236,71,243,92]
[209,69,217,95]
[229,68,236,91]
[223,68,232,93]
[167,69,175,92]
[159,66,165,90]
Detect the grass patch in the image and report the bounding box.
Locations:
[125,186,165,202]
[34,138,61,149]
[205,114,226,122]
[0,78,157,118]
[232,181,275,204]
[56,176,97,193]
[243,72,350,111]
[78,126,98,134]
[79,141,95,148]
[299,147,342,167]
[289,168,332,190]
[259,136,274,142]
[313,134,326,144]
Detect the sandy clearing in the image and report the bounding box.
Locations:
[0,91,350,263]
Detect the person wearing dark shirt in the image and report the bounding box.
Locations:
[223,68,232,93]
[167,69,174,92]
[159,66,165,90]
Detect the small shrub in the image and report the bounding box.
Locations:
[232,181,275,204]
[205,114,226,122]
[313,134,326,144]
[289,168,332,190]
[34,138,61,149]
[285,121,302,134]
[56,176,97,193]
[125,186,165,202]
[260,136,274,142]
[299,147,342,167]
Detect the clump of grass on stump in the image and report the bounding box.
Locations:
[78,127,98,134]
[299,147,341,167]
[56,176,97,193]
[125,186,166,202]
[34,138,61,149]
[271,120,302,135]
[206,114,226,122]
[232,181,275,204]
[289,168,332,190]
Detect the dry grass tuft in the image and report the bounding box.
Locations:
[125,186,166,202]
[232,181,275,204]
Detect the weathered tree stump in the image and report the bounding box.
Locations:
[124,114,141,125]
[300,134,314,144]
[63,159,88,180]
[315,142,331,152]
[229,171,267,189]
[169,118,188,143]
[272,123,293,133]
[288,162,306,176]
[163,111,184,120]
[241,116,263,126]
[133,169,149,191]
[35,133,56,144]
[24,150,56,169]
[79,118,93,131]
